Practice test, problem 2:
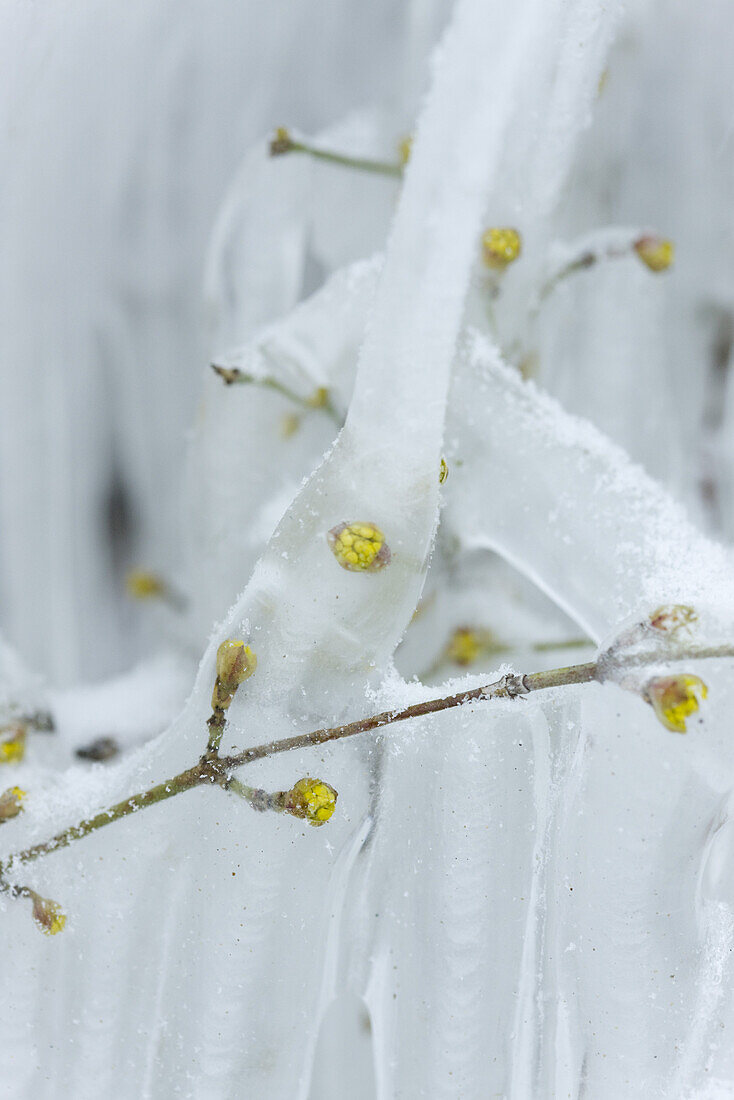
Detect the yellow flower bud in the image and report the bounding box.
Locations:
[0,723,26,764]
[31,893,66,936]
[446,627,494,667]
[216,640,256,685]
[328,522,391,573]
[0,786,25,822]
[646,674,708,733]
[270,126,294,156]
[439,457,449,484]
[633,235,674,273]
[648,605,696,635]
[306,386,330,409]
[125,569,165,600]
[482,227,522,270]
[398,135,413,168]
[212,640,257,710]
[284,777,338,826]
[280,413,301,439]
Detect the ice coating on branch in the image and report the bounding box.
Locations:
[446,331,734,642]
[203,142,310,353]
[185,257,381,641]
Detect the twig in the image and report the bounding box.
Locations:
[2,645,732,878]
[270,127,402,179]
[210,365,342,426]
[2,762,217,872]
[218,643,734,770]
[218,662,599,770]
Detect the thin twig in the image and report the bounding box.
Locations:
[218,662,599,770]
[1,762,219,872]
[274,136,402,179]
[210,364,342,425]
[2,645,733,876]
[218,644,734,770]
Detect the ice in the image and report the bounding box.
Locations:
[2,0,734,1097]
[446,331,734,643]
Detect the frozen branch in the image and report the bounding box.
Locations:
[2,639,732,908]
[269,126,403,178]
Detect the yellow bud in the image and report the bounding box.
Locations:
[0,724,26,764]
[280,413,301,439]
[212,640,257,710]
[446,627,495,667]
[646,674,708,733]
[518,351,539,380]
[270,126,294,156]
[306,386,330,409]
[31,893,66,936]
[398,135,413,168]
[439,457,449,484]
[648,605,696,635]
[328,522,391,573]
[285,777,338,826]
[634,235,674,273]
[0,786,25,822]
[216,640,256,685]
[482,227,522,270]
[126,569,165,600]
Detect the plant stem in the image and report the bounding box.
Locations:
[225,776,284,814]
[0,762,220,873]
[532,637,591,653]
[219,644,734,770]
[206,705,227,755]
[2,645,733,876]
[285,139,402,179]
[211,365,342,426]
[218,662,599,770]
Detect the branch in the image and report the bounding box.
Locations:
[269,126,402,178]
[218,661,598,771]
[210,364,342,426]
[218,643,734,770]
[2,643,732,888]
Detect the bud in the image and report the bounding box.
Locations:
[75,736,119,762]
[328,522,391,573]
[216,640,256,685]
[439,457,449,484]
[212,640,257,710]
[280,413,301,439]
[270,126,295,156]
[284,777,338,826]
[481,227,522,270]
[211,363,243,385]
[125,569,165,600]
[446,627,494,667]
[648,604,696,636]
[31,892,67,936]
[0,786,25,823]
[306,386,330,409]
[633,235,674,273]
[398,135,413,168]
[645,674,708,733]
[0,723,26,764]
